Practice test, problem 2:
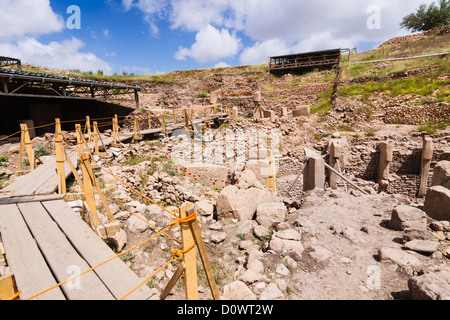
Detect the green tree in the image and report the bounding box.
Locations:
[400,0,450,32]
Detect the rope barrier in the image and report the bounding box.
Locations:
[0,130,22,142]
[24,211,196,300]
[119,242,196,300]
[0,144,23,162]
[7,290,21,300]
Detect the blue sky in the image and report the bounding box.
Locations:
[0,0,436,75]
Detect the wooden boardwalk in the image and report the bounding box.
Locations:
[1,113,227,198]
[1,150,79,197]
[0,110,228,300]
[0,197,155,300]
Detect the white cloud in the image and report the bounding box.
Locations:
[0,0,64,40]
[175,24,241,64]
[239,39,291,65]
[125,0,437,66]
[122,0,168,35]
[0,1,113,75]
[213,61,230,68]
[0,37,113,75]
[169,0,229,31]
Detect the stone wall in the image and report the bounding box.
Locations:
[276,135,450,199]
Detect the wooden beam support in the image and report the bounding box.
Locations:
[132,116,142,142]
[112,115,121,148]
[22,123,35,170]
[93,122,108,157]
[160,261,186,300]
[179,204,198,300]
[0,273,20,300]
[80,153,99,226]
[76,124,84,155]
[187,208,220,300]
[55,138,66,194]
[85,116,92,143]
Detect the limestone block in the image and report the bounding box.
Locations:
[263,110,276,122]
[431,161,450,189]
[244,159,270,183]
[378,247,421,268]
[389,205,427,231]
[222,281,257,300]
[254,91,262,102]
[256,202,287,228]
[408,272,450,300]
[210,93,218,104]
[423,186,450,221]
[232,107,239,120]
[292,105,310,117]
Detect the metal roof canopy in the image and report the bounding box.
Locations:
[0,67,142,109]
[269,48,342,74]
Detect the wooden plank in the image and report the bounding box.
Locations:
[4,148,77,196]
[3,158,57,195]
[42,200,155,300]
[160,261,185,300]
[0,194,65,205]
[33,150,78,195]
[17,202,114,300]
[0,204,65,300]
[180,204,198,300]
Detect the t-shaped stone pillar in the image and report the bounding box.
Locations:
[303,157,325,191]
[418,136,433,198]
[329,140,342,189]
[263,110,276,122]
[232,107,239,120]
[253,91,264,119]
[210,92,218,104]
[377,142,393,191]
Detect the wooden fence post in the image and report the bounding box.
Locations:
[179,204,198,300]
[85,116,92,143]
[112,115,121,148]
[55,137,66,194]
[93,122,107,157]
[76,124,84,156]
[16,124,36,176]
[80,153,98,227]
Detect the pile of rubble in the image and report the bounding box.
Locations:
[378,25,450,48]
